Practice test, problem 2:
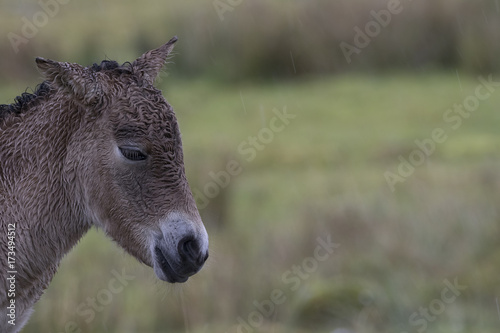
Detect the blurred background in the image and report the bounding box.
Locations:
[1,0,500,332]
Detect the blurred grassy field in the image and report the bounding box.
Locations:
[0,71,496,332]
[2,0,500,81]
[2,0,500,332]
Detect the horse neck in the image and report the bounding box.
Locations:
[0,95,92,286]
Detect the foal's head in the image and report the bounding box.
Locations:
[36,37,208,283]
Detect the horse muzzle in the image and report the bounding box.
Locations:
[152,213,209,283]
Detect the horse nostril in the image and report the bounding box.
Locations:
[178,236,200,262]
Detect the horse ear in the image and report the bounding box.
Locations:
[132,36,178,86]
[35,57,102,104]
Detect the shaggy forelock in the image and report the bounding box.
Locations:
[0,59,137,122]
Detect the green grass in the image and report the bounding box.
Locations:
[3,71,500,332]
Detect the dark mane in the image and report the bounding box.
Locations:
[0,82,52,120]
[0,60,133,121]
[91,60,133,75]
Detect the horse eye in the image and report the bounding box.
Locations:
[119,147,147,161]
